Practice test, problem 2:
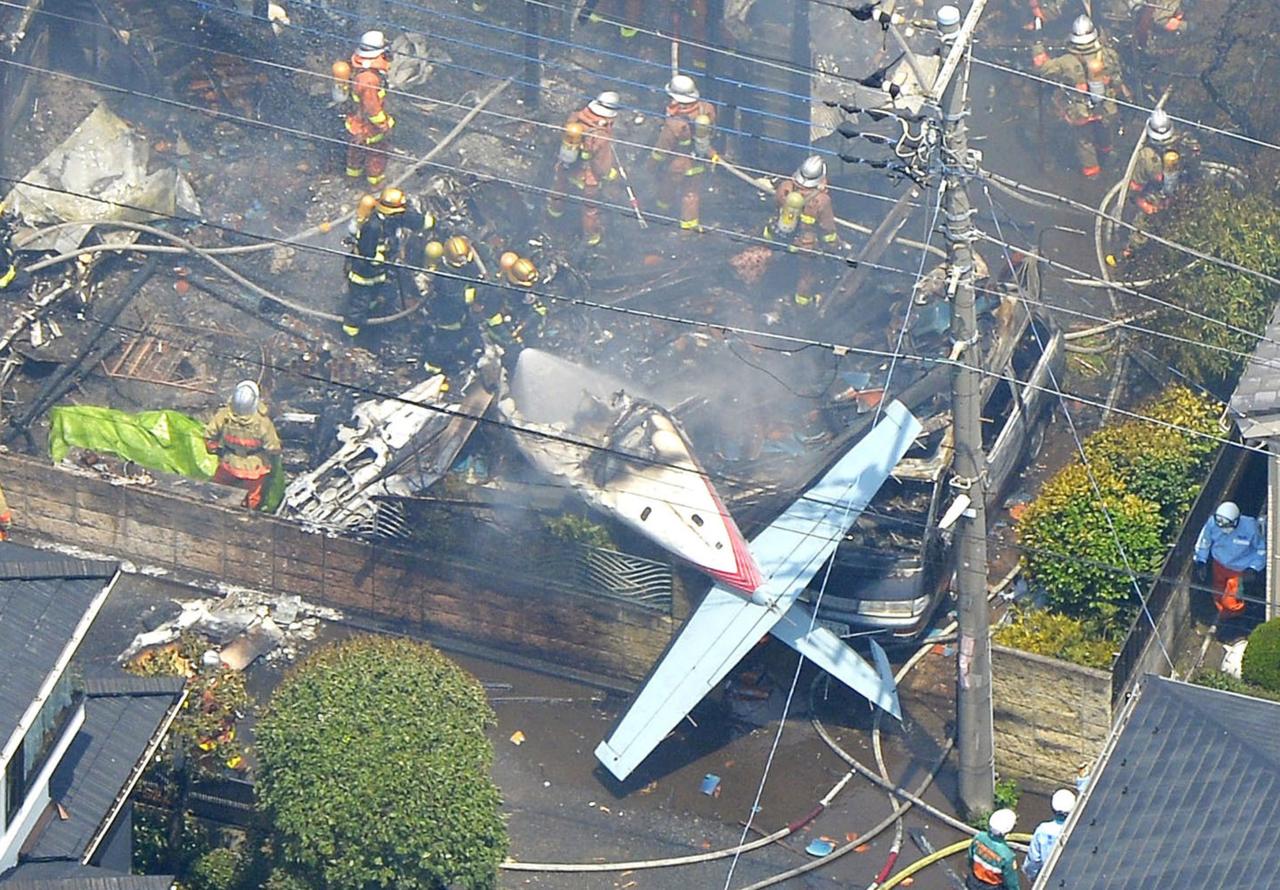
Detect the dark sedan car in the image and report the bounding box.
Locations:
[806,314,1064,638]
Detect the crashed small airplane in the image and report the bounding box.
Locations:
[500,349,762,593]
[280,348,499,536]
[595,399,922,781]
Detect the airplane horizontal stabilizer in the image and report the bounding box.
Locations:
[772,602,902,719]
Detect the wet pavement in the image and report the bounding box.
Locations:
[65,568,1069,890]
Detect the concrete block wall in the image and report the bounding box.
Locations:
[0,453,674,687]
[992,644,1111,787]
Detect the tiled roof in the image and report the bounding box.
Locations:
[1045,675,1280,888]
[1229,301,1280,437]
[0,544,117,749]
[0,859,172,888]
[23,679,183,863]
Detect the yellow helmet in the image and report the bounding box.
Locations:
[498,251,518,272]
[425,240,445,262]
[506,256,538,288]
[444,235,473,267]
[355,193,378,223]
[377,187,406,215]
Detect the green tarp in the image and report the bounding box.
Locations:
[49,406,219,479]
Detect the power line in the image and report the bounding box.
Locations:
[4,165,1271,468]
[2,0,910,212]
[983,180,1176,671]
[8,40,1279,379]
[14,4,1280,366]
[971,54,1280,156]
[177,0,896,162]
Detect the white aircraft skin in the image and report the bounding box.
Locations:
[595,401,923,782]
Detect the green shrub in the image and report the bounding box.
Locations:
[1242,618,1280,693]
[185,847,242,890]
[1138,187,1280,391]
[1193,669,1280,702]
[1084,422,1200,536]
[993,608,1116,669]
[256,636,507,890]
[994,777,1022,810]
[1142,385,1224,466]
[544,512,615,549]
[1082,386,1223,536]
[1018,463,1165,631]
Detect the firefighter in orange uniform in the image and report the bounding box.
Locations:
[204,381,282,510]
[650,74,718,232]
[1031,15,1128,178]
[337,30,396,186]
[0,481,11,540]
[763,155,840,309]
[548,91,621,246]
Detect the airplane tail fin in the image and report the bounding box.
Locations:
[772,602,902,719]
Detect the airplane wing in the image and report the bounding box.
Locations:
[595,401,922,781]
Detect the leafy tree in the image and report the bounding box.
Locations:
[1084,386,1224,535]
[1137,187,1280,392]
[255,636,506,889]
[1018,463,1165,631]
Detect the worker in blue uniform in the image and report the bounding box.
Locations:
[1193,501,1264,618]
[1025,789,1075,881]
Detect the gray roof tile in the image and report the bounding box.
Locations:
[0,543,117,746]
[1046,676,1280,889]
[24,685,182,863]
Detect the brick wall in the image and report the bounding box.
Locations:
[992,644,1111,787]
[0,452,674,686]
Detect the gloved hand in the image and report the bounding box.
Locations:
[1243,567,1261,590]
[1193,561,1210,584]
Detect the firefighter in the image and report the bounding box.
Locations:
[1032,16,1130,178]
[424,235,484,377]
[548,91,621,247]
[337,30,396,186]
[763,156,840,309]
[0,480,11,541]
[584,0,643,38]
[650,74,718,233]
[966,809,1021,890]
[1106,109,1200,265]
[1128,108,1200,215]
[0,209,30,295]
[343,187,431,338]
[204,380,281,510]
[479,252,544,357]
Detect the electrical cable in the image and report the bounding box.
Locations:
[6,63,1280,453]
[9,36,1280,368]
[984,182,1176,671]
[971,53,1280,155]
[176,0,900,163]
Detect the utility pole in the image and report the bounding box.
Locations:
[936,3,995,815]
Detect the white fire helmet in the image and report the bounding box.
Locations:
[1051,788,1077,816]
[666,74,700,104]
[588,90,621,118]
[230,380,260,417]
[357,30,389,59]
[989,808,1017,837]
[794,155,827,187]
[1146,108,1175,145]
[1069,15,1098,49]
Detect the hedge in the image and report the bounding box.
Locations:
[255,636,507,889]
[1017,462,1165,629]
[993,608,1115,670]
[1242,617,1280,694]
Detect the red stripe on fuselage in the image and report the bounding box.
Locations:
[701,477,762,594]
